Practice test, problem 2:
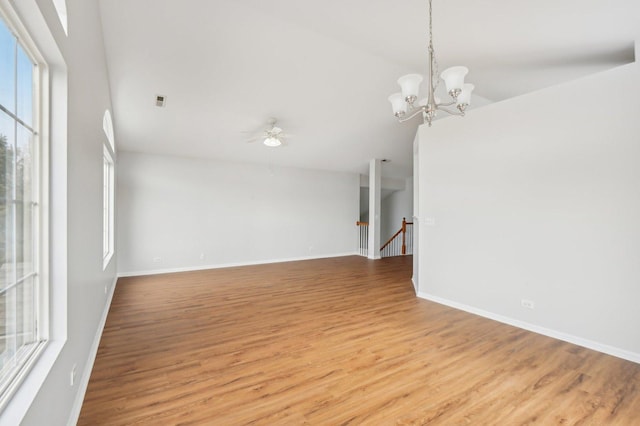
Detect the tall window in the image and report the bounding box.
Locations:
[0,14,45,402]
[52,0,68,36]
[102,111,114,269]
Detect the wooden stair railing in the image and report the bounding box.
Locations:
[380,217,413,257]
[356,218,413,258]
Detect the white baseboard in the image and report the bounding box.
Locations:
[417,291,640,365]
[67,276,118,426]
[117,252,360,278]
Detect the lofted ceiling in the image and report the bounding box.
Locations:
[98,0,639,178]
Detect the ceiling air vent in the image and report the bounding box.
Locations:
[155,95,166,107]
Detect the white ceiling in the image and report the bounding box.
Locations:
[98,0,639,178]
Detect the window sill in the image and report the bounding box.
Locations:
[0,340,65,425]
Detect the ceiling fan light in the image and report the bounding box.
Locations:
[263,137,281,147]
[388,93,407,116]
[397,74,423,103]
[440,66,468,97]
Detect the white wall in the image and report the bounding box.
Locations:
[417,56,640,362]
[5,0,118,425]
[381,177,413,242]
[117,152,359,275]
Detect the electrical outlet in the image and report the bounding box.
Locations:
[153,257,161,263]
[521,299,535,310]
[70,364,77,386]
[199,252,205,260]
[104,284,108,294]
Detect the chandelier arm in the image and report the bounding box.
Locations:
[435,100,457,108]
[435,106,465,117]
[397,107,428,123]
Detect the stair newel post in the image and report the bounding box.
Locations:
[401,217,407,255]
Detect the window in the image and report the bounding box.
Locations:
[52,0,68,36]
[103,109,114,152]
[102,111,114,269]
[0,13,46,404]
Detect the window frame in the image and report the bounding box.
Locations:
[0,0,67,423]
[51,0,67,36]
[0,5,48,411]
[102,143,114,269]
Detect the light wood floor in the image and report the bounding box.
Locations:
[78,256,640,425]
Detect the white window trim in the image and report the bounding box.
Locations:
[51,0,67,36]
[102,144,114,270]
[102,109,114,152]
[0,0,67,424]
[0,5,48,413]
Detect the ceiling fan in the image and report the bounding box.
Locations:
[244,118,290,147]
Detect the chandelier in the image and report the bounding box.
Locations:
[388,0,474,127]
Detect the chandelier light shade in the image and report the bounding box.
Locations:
[388,93,407,115]
[440,66,468,97]
[388,0,473,126]
[397,74,423,103]
[457,83,474,108]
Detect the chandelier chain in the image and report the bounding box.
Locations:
[428,0,439,90]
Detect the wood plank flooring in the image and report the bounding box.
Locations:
[78,256,640,425]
